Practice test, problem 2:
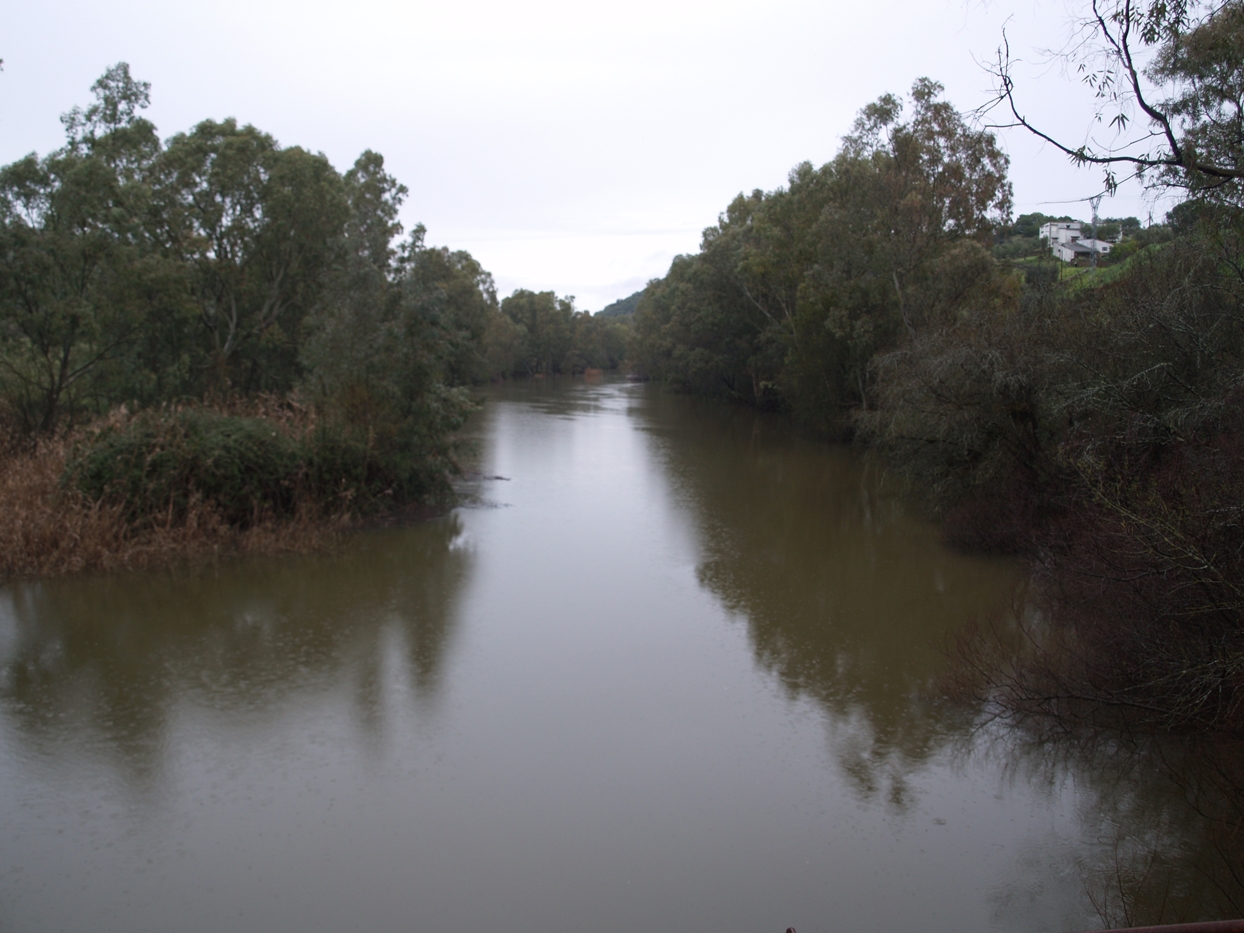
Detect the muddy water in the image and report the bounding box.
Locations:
[0,378,1212,932]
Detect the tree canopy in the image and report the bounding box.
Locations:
[633,79,1012,434]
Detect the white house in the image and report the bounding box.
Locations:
[1054,240,1094,263]
[1053,238,1111,264]
[1077,238,1113,255]
[1040,221,1082,246]
[1041,221,1112,263]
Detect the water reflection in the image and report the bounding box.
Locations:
[993,724,1244,923]
[0,515,472,795]
[636,392,1244,919]
[4,378,1238,932]
[636,392,1023,805]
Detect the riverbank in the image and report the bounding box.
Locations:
[0,395,468,581]
[0,430,348,580]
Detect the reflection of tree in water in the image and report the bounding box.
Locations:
[988,724,1244,923]
[0,514,472,793]
[645,393,1244,918]
[483,375,629,420]
[639,394,1023,805]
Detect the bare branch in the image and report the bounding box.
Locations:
[980,10,1244,188]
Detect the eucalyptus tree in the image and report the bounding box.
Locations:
[634,79,1012,434]
[152,119,349,394]
[563,311,629,372]
[0,64,182,432]
[803,79,1012,419]
[300,150,408,425]
[988,1,1243,198]
[299,152,483,499]
[1,59,501,478]
[400,244,497,385]
[499,289,575,375]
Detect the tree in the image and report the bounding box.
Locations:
[803,79,1013,415]
[563,311,629,372]
[986,0,1244,196]
[299,151,490,502]
[300,151,408,423]
[153,119,349,393]
[0,64,498,525]
[400,243,497,385]
[499,289,575,375]
[634,79,1013,434]
[0,64,175,432]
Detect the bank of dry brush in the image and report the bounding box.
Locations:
[0,396,421,581]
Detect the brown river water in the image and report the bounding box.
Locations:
[0,378,1229,932]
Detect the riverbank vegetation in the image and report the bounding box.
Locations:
[632,76,1015,434]
[630,2,1244,903]
[0,66,630,578]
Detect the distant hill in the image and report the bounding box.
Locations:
[596,290,643,318]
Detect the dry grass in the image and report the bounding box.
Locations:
[205,390,319,433]
[0,391,467,581]
[0,427,349,582]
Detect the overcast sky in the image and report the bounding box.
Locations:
[2,0,1177,311]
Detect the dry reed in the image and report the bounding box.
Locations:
[0,427,349,582]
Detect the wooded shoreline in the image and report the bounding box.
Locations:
[5,7,1244,896]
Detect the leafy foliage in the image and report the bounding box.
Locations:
[596,290,642,318]
[67,408,303,528]
[634,80,1013,435]
[0,65,516,537]
[482,289,629,377]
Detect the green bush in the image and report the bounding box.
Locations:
[993,235,1042,260]
[65,402,466,529]
[66,408,303,527]
[301,426,431,513]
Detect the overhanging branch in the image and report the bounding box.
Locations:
[980,17,1244,188]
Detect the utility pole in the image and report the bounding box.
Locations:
[1089,194,1103,270]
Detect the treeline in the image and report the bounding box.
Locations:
[0,65,628,574]
[630,2,1244,750]
[487,289,629,377]
[632,79,1013,437]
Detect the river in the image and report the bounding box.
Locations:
[0,377,1225,932]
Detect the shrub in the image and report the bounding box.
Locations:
[66,408,303,528]
[1041,426,1244,735]
[301,425,436,514]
